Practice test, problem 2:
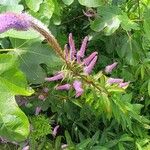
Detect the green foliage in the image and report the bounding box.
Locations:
[78,0,103,7]
[29,115,52,150]
[62,0,74,6]
[9,38,62,84]
[0,0,24,13]
[29,115,52,140]
[25,0,43,12]
[91,6,121,35]
[0,54,33,142]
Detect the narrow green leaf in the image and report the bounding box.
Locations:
[65,130,74,146]
[55,136,62,150]
[141,65,145,80]
[76,138,91,149]
[148,80,150,96]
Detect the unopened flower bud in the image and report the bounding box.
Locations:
[69,33,76,60]
[52,125,59,137]
[35,107,41,115]
[84,56,97,74]
[45,72,64,82]
[77,36,89,58]
[64,44,69,61]
[73,80,84,97]
[119,82,130,88]
[55,84,71,90]
[105,62,118,74]
[83,51,98,66]
[107,78,123,85]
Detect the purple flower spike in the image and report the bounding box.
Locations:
[69,33,76,60]
[52,125,59,137]
[119,82,130,88]
[73,80,84,97]
[83,52,98,66]
[84,55,98,74]
[0,12,31,33]
[35,107,41,115]
[107,78,123,85]
[55,84,71,90]
[105,62,118,74]
[77,36,89,58]
[64,44,69,61]
[45,72,64,82]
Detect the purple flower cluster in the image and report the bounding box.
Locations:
[104,62,129,88]
[45,33,98,97]
[107,78,129,88]
[45,34,130,97]
[0,12,31,33]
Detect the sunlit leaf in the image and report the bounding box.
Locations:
[78,0,103,7]
[0,54,33,142]
[91,6,121,35]
[10,39,62,84]
[25,0,43,12]
[62,0,74,5]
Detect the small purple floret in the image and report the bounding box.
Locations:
[83,51,98,66]
[77,36,89,58]
[84,55,98,74]
[55,84,71,90]
[105,62,118,74]
[119,82,130,88]
[35,107,41,115]
[64,44,69,61]
[69,33,76,60]
[73,80,84,97]
[107,78,123,85]
[45,72,64,82]
[52,125,59,137]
